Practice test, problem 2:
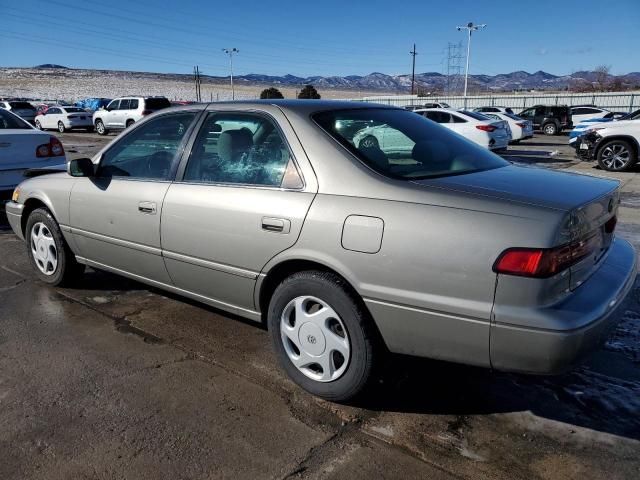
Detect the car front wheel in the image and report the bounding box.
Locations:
[25,208,85,286]
[268,271,380,402]
[597,140,637,171]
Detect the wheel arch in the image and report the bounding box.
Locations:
[20,196,58,237]
[594,135,640,159]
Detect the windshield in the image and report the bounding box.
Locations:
[313,108,508,180]
[0,109,32,129]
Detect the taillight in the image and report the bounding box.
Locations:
[515,122,527,128]
[476,124,496,132]
[36,136,65,158]
[493,231,601,278]
[141,110,152,116]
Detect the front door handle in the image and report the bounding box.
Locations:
[138,201,157,215]
[262,217,291,234]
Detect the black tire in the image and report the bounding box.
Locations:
[35,120,43,130]
[95,119,108,135]
[57,121,66,133]
[268,270,380,402]
[126,119,135,128]
[542,122,558,135]
[359,135,379,149]
[597,139,637,172]
[25,208,85,286]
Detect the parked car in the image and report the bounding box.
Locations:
[482,112,533,143]
[570,106,610,125]
[409,108,510,151]
[473,106,515,115]
[574,118,640,171]
[93,96,171,135]
[517,105,573,135]
[0,101,37,123]
[404,102,451,111]
[35,106,94,133]
[8,101,635,401]
[569,110,640,144]
[0,108,66,200]
[75,98,112,113]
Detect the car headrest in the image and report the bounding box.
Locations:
[218,129,253,162]
[358,146,389,170]
[412,140,451,169]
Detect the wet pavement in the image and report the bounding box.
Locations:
[1,133,639,479]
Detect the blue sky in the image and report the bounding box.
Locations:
[1,0,638,77]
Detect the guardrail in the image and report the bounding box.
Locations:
[342,92,640,113]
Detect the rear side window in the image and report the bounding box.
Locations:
[0,109,31,129]
[183,112,301,188]
[313,108,508,180]
[119,99,131,110]
[129,99,139,109]
[145,98,171,110]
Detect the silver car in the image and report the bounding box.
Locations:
[5,101,637,401]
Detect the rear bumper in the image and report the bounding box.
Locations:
[491,237,637,374]
[5,201,24,240]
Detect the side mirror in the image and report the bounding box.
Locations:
[68,158,95,177]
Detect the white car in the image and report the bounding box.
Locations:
[35,106,94,133]
[0,101,37,123]
[92,96,171,135]
[473,106,515,115]
[415,108,511,151]
[570,106,610,125]
[483,112,533,143]
[575,118,640,171]
[0,109,66,198]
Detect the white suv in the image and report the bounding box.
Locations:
[93,96,171,135]
[575,119,640,171]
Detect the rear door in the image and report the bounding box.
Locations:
[160,108,317,313]
[69,110,201,283]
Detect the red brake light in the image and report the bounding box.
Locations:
[494,231,601,278]
[476,124,496,132]
[36,136,65,158]
[515,122,527,128]
[141,110,152,116]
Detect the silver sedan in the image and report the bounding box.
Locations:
[5,101,637,401]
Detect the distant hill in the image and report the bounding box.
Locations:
[6,66,640,93]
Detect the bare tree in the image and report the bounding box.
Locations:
[594,65,611,92]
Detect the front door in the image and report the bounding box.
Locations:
[160,111,316,313]
[69,110,201,284]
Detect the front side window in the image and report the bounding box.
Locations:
[99,112,197,180]
[48,108,61,115]
[107,100,119,111]
[519,108,534,117]
[183,113,301,188]
[314,108,508,180]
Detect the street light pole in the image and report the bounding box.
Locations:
[456,22,486,98]
[222,48,239,100]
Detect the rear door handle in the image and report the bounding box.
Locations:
[138,201,157,214]
[261,217,291,234]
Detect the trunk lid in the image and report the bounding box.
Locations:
[0,130,54,166]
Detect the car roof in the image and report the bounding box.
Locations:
[202,99,398,115]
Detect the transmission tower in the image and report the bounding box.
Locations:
[446,42,463,95]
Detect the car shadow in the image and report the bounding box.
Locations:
[69,267,640,442]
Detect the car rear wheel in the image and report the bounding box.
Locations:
[542,123,557,135]
[126,120,135,128]
[35,120,43,130]
[359,135,379,149]
[95,119,108,135]
[268,270,380,402]
[25,208,85,286]
[597,140,637,172]
[57,121,66,133]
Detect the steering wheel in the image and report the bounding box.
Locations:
[146,151,173,178]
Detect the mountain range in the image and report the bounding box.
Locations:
[21,65,640,93]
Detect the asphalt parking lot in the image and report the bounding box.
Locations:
[1,132,639,480]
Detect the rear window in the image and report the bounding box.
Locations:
[64,107,85,113]
[0,109,32,129]
[9,102,35,110]
[144,98,171,110]
[458,110,491,121]
[313,108,508,180]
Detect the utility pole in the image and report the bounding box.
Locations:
[456,22,486,98]
[410,44,418,95]
[222,48,239,100]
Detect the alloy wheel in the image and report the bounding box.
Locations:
[280,295,350,382]
[601,144,631,170]
[30,222,58,275]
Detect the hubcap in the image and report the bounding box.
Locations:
[30,222,58,275]
[97,122,104,133]
[361,137,377,148]
[58,123,64,132]
[601,144,630,170]
[544,125,555,134]
[280,296,350,382]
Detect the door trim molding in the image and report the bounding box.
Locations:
[163,250,259,279]
[70,226,162,256]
